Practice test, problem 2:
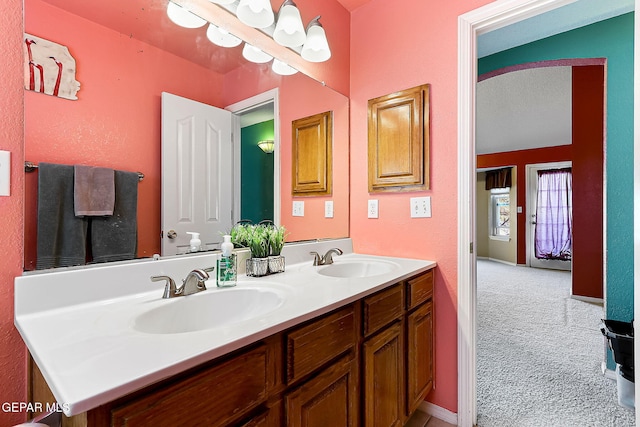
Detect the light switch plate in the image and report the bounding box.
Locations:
[325,201,334,218]
[0,150,10,196]
[292,200,304,217]
[368,199,379,218]
[410,196,431,218]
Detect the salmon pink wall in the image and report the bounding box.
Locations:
[0,0,26,424]
[349,0,492,413]
[24,0,224,268]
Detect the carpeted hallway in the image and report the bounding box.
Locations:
[476,259,635,426]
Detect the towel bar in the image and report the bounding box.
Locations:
[24,161,144,182]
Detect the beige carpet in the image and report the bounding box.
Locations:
[476,259,635,426]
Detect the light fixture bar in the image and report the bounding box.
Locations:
[172,0,327,82]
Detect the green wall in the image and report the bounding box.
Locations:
[241,120,274,224]
[478,13,634,368]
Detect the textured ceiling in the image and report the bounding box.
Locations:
[476,67,572,155]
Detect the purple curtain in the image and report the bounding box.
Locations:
[535,168,572,260]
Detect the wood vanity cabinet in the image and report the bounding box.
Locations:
[32,269,434,427]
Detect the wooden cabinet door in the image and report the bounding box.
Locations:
[285,356,358,427]
[367,84,430,193]
[362,322,404,427]
[406,301,433,415]
[291,111,332,196]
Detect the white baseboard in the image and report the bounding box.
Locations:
[571,294,604,304]
[417,401,458,425]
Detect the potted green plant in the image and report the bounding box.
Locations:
[267,225,286,273]
[246,224,270,277]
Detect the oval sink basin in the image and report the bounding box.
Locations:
[317,260,398,278]
[133,287,284,334]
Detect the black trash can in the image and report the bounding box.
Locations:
[601,319,634,409]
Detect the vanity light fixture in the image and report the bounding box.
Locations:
[301,16,331,62]
[242,43,273,63]
[258,140,275,153]
[166,1,207,28]
[206,23,242,47]
[272,59,298,75]
[273,0,306,48]
[236,0,275,29]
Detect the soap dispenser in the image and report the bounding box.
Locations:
[217,234,237,287]
[187,232,201,252]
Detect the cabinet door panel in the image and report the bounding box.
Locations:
[111,345,269,427]
[363,322,404,427]
[406,301,433,415]
[285,356,358,427]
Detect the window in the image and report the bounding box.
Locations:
[490,188,510,239]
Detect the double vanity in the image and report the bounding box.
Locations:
[15,238,436,426]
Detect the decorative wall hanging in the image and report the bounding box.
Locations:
[23,33,80,100]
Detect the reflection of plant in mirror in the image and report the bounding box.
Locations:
[267,225,286,256]
[230,222,251,248]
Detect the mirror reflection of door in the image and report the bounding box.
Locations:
[527,161,572,271]
[161,92,233,256]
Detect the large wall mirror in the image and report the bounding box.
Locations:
[23,0,349,270]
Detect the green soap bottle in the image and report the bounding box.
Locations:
[217,234,237,287]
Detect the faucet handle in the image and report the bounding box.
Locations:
[310,251,323,266]
[151,275,176,299]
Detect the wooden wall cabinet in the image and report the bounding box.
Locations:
[368,84,430,193]
[31,269,434,427]
[292,111,333,196]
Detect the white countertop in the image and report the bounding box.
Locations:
[15,239,435,416]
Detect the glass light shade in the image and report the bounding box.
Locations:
[236,0,274,28]
[272,59,298,75]
[301,21,331,62]
[242,43,273,63]
[258,140,275,153]
[273,0,306,47]
[166,2,207,29]
[206,24,242,48]
[209,0,236,4]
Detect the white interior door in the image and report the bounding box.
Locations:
[161,92,233,256]
[526,161,572,271]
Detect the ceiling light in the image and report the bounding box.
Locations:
[272,59,298,75]
[166,1,207,29]
[301,16,331,62]
[242,43,273,63]
[206,23,242,47]
[236,0,275,29]
[273,0,306,48]
[258,140,275,153]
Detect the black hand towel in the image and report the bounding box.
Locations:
[36,163,88,269]
[90,170,138,263]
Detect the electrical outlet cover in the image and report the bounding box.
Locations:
[0,150,10,196]
[325,200,334,218]
[368,199,379,218]
[292,200,304,217]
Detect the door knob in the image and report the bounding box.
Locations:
[167,230,177,239]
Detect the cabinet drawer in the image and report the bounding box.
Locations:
[286,305,356,384]
[406,270,433,310]
[363,284,403,337]
[111,344,269,427]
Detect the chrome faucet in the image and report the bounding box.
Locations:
[150,269,209,299]
[310,248,343,266]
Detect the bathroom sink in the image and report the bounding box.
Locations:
[132,287,285,334]
[317,260,398,278]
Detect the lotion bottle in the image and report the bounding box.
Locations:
[187,232,201,252]
[217,234,237,287]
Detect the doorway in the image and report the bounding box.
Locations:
[526,162,572,271]
[458,1,634,425]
